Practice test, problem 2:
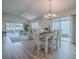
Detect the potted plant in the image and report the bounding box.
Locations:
[23,23,31,32]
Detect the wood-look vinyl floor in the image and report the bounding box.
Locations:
[2,35,76,59]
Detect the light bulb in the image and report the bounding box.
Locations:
[52,14,56,17]
[44,15,48,18]
[48,13,52,16]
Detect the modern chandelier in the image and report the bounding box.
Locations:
[44,0,56,20]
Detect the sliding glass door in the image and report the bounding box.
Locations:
[52,19,61,46]
[52,19,61,30]
[52,17,71,42]
[61,19,71,41]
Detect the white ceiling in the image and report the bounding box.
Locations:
[3,0,76,20]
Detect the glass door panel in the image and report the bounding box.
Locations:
[52,20,61,46]
[52,17,71,42]
[52,20,61,30]
[61,20,71,41]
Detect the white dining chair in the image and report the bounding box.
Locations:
[47,31,54,53]
[53,30,59,50]
[32,31,39,53]
[32,31,48,54]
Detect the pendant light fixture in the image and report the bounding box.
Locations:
[44,0,56,20]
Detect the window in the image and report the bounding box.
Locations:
[31,22,39,29]
[6,23,23,33]
[52,20,61,30]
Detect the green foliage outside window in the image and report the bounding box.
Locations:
[61,33,70,38]
[23,23,31,31]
